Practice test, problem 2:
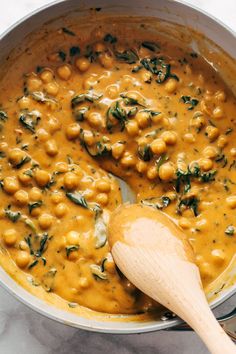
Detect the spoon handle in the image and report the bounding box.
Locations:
[112,243,236,354]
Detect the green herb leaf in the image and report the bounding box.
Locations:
[69,46,80,56]
[62,27,76,36]
[115,49,139,64]
[28,201,42,214]
[35,233,48,257]
[138,144,152,162]
[106,101,127,132]
[104,33,117,43]
[225,225,235,236]
[215,153,228,168]
[90,264,108,280]
[19,110,41,133]
[66,245,79,257]
[141,41,160,52]
[28,259,39,269]
[15,156,31,169]
[94,214,107,248]
[66,192,88,208]
[71,92,102,108]
[178,197,199,216]
[180,96,199,110]
[0,111,8,122]
[141,196,171,210]
[156,154,168,171]
[120,93,146,107]
[58,50,66,61]
[5,206,21,222]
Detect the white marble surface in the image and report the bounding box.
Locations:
[0,1,235,353]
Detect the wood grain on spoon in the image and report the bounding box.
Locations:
[108,204,236,354]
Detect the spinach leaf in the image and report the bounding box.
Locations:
[62,27,76,36]
[115,49,139,64]
[15,156,31,169]
[19,110,41,133]
[66,192,88,208]
[5,205,21,222]
[141,196,171,210]
[0,111,8,122]
[66,245,79,257]
[28,201,43,214]
[141,41,160,52]
[178,197,199,216]
[70,46,80,56]
[180,95,199,110]
[138,144,153,162]
[90,264,108,280]
[225,225,235,236]
[104,33,117,43]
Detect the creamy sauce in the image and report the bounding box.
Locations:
[0,16,236,316]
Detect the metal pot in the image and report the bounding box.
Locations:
[0,0,235,336]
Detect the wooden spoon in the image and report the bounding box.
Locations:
[108,203,236,354]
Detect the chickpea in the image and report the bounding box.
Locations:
[159,162,175,181]
[55,203,68,218]
[40,69,54,83]
[45,139,58,157]
[190,114,206,130]
[203,146,218,159]
[96,179,111,193]
[198,158,213,171]
[226,196,236,209]
[66,231,80,245]
[18,169,32,185]
[35,170,51,187]
[44,81,59,96]
[126,120,139,136]
[78,277,90,288]
[87,112,103,128]
[212,106,224,119]
[83,189,95,200]
[19,240,28,251]
[14,190,29,206]
[15,251,30,268]
[2,229,18,246]
[205,126,219,141]
[36,128,50,142]
[120,153,136,168]
[66,123,81,140]
[150,138,167,155]
[217,135,228,148]
[183,133,195,144]
[8,148,25,167]
[211,249,225,265]
[96,193,108,206]
[151,112,164,124]
[47,116,61,134]
[178,218,191,229]
[199,261,213,279]
[135,111,150,129]
[83,130,94,146]
[161,131,177,145]
[29,187,43,201]
[51,191,64,204]
[38,213,53,230]
[230,148,236,157]
[215,90,226,102]
[136,160,147,173]
[147,166,158,180]
[18,96,31,110]
[27,76,42,91]
[64,172,80,190]
[55,162,68,173]
[99,52,114,68]
[111,142,125,160]
[165,78,177,93]
[141,71,152,83]
[57,64,72,80]
[3,177,20,194]
[75,57,90,72]
[106,85,119,99]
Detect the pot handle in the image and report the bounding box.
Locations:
[169,307,236,343]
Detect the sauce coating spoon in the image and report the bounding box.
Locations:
[108,203,236,354]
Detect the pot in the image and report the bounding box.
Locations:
[0,0,235,336]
